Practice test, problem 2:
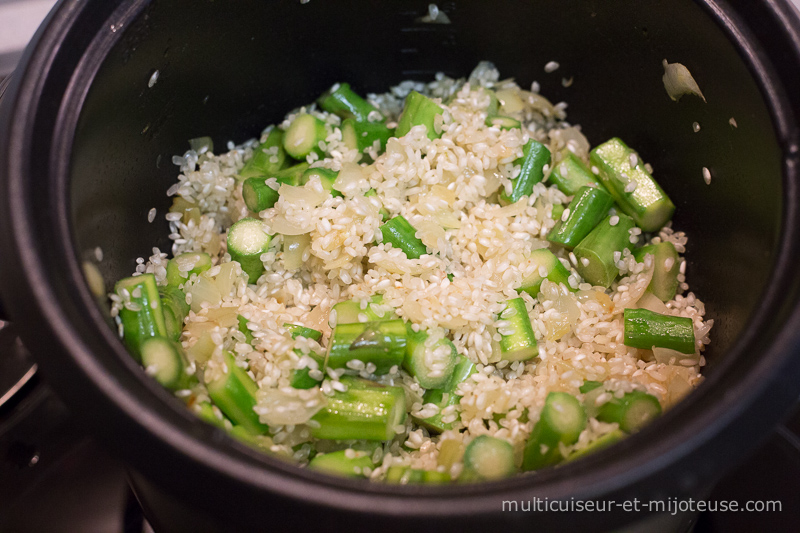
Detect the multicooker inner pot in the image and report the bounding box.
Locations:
[2,0,800,531]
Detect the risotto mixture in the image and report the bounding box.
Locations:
[110,62,711,483]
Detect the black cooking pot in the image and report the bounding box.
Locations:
[2,0,800,531]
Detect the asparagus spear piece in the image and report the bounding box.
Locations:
[193,401,228,429]
[308,449,375,478]
[549,151,603,195]
[385,466,451,484]
[590,138,675,232]
[379,215,429,259]
[486,115,521,130]
[326,319,407,374]
[237,315,255,344]
[499,140,551,205]
[140,336,196,391]
[332,295,396,325]
[416,355,476,433]
[243,162,311,213]
[633,242,680,302]
[342,119,393,154]
[579,380,603,394]
[206,351,268,435]
[285,323,323,342]
[365,189,390,221]
[574,213,636,288]
[286,323,325,390]
[158,286,189,341]
[310,376,406,441]
[300,167,342,197]
[403,325,458,389]
[227,218,271,283]
[318,82,383,123]
[242,177,280,212]
[565,429,625,461]
[547,186,615,249]
[519,248,574,297]
[522,392,587,471]
[115,273,168,360]
[395,91,444,140]
[418,358,473,430]
[623,308,695,354]
[283,114,328,159]
[166,252,212,287]
[238,128,287,180]
[597,390,662,432]
[289,352,324,390]
[461,435,516,481]
[498,298,538,362]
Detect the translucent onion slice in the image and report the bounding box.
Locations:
[283,233,311,270]
[662,59,707,102]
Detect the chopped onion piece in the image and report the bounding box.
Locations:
[636,291,669,314]
[279,183,327,207]
[213,262,239,298]
[189,274,221,313]
[270,215,308,236]
[204,306,238,328]
[334,162,369,196]
[662,59,706,102]
[495,88,526,115]
[283,233,311,270]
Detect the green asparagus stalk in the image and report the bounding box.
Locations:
[395,91,444,140]
[283,114,328,159]
[300,167,342,197]
[548,151,603,195]
[115,273,168,360]
[141,336,197,391]
[403,325,458,389]
[308,449,375,478]
[318,82,383,123]
[166,252,212,287]
[206,351,268,435]
[498,298,538,362]
[379,215,429,259]
[565,429,625,461]
[326,319,407,374]
[310,376,406,441]
[547,186,615,249]
[522,392,587,471]
[590,138,675,232]
[519,248,574,297]
[461,435,516,481]
[227,218,271,283]
[342,119,393,154]
[633,242,680,302]
[416,355,476,433]
[596,390,662,432]
[158,286,189,341]
[623,308,695,354]
[332,295,396,325]
[573,213,636,287]
[499,140,551,205]
[238,128,287,180]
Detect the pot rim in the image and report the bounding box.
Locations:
[2,0,800,528]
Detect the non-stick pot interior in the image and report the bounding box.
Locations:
[63,0,787,527]
[71,0,781,365]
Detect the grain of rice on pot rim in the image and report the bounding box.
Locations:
[110,61,711,483]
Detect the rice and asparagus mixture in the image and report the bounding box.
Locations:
[110,62,712,483]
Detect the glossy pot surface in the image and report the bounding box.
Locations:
[1,1,800,531]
